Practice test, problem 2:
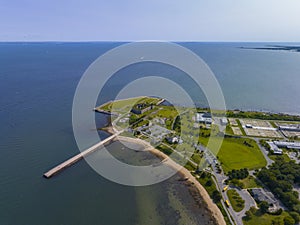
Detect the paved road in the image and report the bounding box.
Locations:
[223,190,243,225]
[235,188,257,220]
[210,174,235,225]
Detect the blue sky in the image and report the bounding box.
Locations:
[1,0,300,41]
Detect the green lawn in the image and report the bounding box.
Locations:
[191,153,202,165]
[236,119,246,135]
[227,189,245,212]
[155,106,179,118]
[270,121,277,128]
[199,137,267,173]
[99,96,160,113]
[184,161,197,171]
[268,153,291,162]
[225,125,234,135]
[156,144,173,156]
[243,209,290,225]
[240,176,262,189]
[131,119,149,128]
[99,96,144,111]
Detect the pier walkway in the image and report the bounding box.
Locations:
[43,130,124,178]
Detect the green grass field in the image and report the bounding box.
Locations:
[243,209,290,225]
[191,153,202,165]
[236,119,246,136]
[227,189,245,212]
[268,153,291,162]
[155,106,180,118]
[99,96,160,113]
[199,137,267,172]
[99,96,143,111]
[225,125,234,135]
[240,176,262,189]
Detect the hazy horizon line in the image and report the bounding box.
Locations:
[1,40,300,43]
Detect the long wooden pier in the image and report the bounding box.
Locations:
[43,130,123,178]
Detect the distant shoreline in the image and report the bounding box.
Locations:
[240,45,300,53]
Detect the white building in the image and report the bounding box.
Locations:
[267,141,283,155]
[166,136,179,144]
[195,113,212,124]
[279,125,300,132]
[273,141,300,150]
[220,118,228,126]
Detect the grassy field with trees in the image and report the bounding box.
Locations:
[243,206,294,225]
[199,137,267,172]
[240,176,262,189]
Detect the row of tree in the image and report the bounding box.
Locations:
[227,168,249,180]
[227,111,300,121]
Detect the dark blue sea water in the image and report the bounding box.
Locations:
[1,42,300,225]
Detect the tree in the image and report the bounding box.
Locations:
[289,212,300,224]
[257,159,300,212]
[284,216,295,225]
[205,179,212,187]
[292,204,300,213]
[271,218,282,225]
[259,201,269,214]
[200,172,207,179]
[244,210,252,220]
[212,190,222,203]
[228,168,249,180]
[230,179,244,189]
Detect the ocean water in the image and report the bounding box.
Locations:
[0,42,300,225]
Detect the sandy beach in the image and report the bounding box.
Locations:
[116,135,226,225]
